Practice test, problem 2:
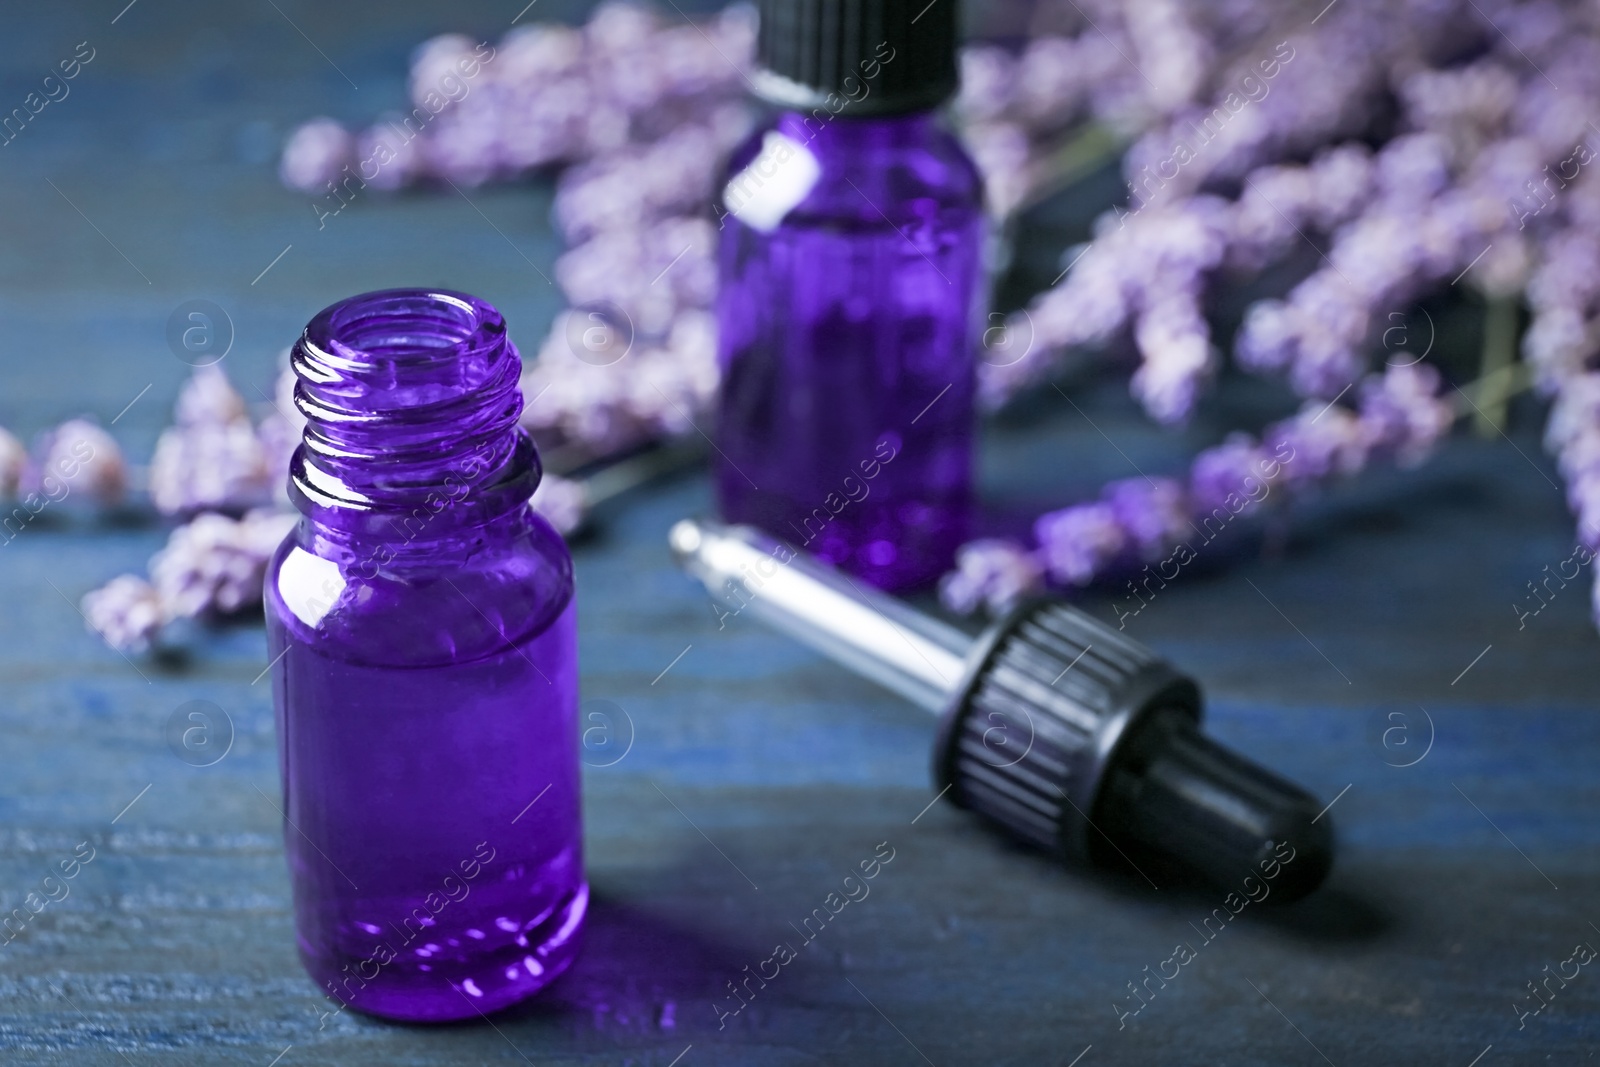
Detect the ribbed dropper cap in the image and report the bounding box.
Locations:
[941,599,1333,900]
[671,519,1336,901]
[753,0,960,116]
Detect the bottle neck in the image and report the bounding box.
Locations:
[772,107,939,154]
[287,289,538,545]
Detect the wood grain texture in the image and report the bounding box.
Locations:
[0,2,1597,1064]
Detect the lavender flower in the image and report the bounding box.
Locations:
[1011,37,1092,129]
[962,121,1033,219]
[1545,372,1600,551]
[262,0,1600,635]
[552,125,733,245]
[356,116,431,191]
[81,575,165,653]
[23,418,126,507]
[938,539,1045,616]
[1307,143,1375,231]
[279,117,354,193]
[1228,164,1317,271]
[1373,132,1454,205]
[520,304,717,455]
[409,34,484,110]
[1122,0,1212,113]
[1104,476,1190,558]
[1397,60,1518,151]
[1265,401,1369,486]
[955,47,1015,124]
[999,196,1230,420]
[1234,298,1295,375]
[1359,362,1455,466]
[150,509,298,619]
[81,509,295,651]
[148,367,273,516]
[1035,502,1127,586]
[1189,433,1271,516]
[946,360,1460,615]
[1131,293,1213,424]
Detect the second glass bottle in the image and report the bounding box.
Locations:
[714,0,984,592]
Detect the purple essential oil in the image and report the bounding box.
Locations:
[264,289,585,1023]
[714,0,985,592]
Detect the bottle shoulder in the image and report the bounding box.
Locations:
[719,112,985,231]
[265,505,574,668]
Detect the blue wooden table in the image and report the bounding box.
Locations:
[1,2,1597,1064]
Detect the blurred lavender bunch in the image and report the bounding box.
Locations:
[952,0,1285,215]
[260,0,1600,635]
[148,365,291,516]
[970,0,1600,628]
[0,418,129,538]
[279,0,1288,459]
[280,3,756,461]
[81,510,299,654]
[941,363,1455,615]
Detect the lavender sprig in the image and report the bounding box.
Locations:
[81,509,298,653]
[22,418,127,507]
[942,362,1457,615]
[149,366,277,516]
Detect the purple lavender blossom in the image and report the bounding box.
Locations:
[357,116,431,191]
[955,47,1015,124]
[1374,133,1454,205]
[1121,0,1212,113]
[1035,502,1127,586]
[258,0,1600,635]
[1359,362,1455,466]
[1397,61,1518,147]
[1013,37,1093,129]
[1265,402,1369,486]
[1234,299,1295,375]
[23,418,126,507]
[1104,476,1190,558]
[947,353,1461,614]
[1306,143,1374,231]
[1546,372,1600,551]
[82,508,295,651]
[938,538,1046,616]
[1131,294,1213,424]
[1188,433,1271,515]
[150,509,298,619]
[279,117,354,193]
[148,367,273,516]
[81,575,165,653]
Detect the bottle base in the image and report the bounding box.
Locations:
[717,487,966,594]
[303,882,588,1024]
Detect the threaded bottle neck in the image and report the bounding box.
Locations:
[287,289,538,537]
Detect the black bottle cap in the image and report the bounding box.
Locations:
[753,0,960,117]
[933,601,1335,902]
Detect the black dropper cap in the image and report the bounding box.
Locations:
[672,520,1336,902]
[933,600,1334,901]
[753,0,960,116]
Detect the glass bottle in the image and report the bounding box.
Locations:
[714,0,984,592]
[264,289,585,1023]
